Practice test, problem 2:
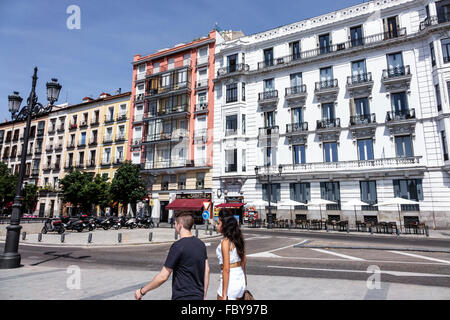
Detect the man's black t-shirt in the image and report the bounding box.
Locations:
[164,236,208,300]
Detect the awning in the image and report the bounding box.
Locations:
[165,198,210,211]
[215,203,246,209]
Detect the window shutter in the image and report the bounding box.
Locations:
[320,182,326,199]
[416,179,424,200]
[305,183,311,202]
[290,183,295,200]
[393,180,400,197]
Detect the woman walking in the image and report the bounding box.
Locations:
[216,210,247,300]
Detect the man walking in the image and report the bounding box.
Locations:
[135,211,210,300]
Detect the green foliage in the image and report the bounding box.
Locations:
[0,162,18,212]
[110,161,146,213]
[23,183,38,214]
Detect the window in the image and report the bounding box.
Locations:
[320,67,333,85]
[264,111,275,128]
[322,103,335,121]
[386,52,404,73]
[178,174,186,190]
[442,130,449,161]
[323,142,338,163]
[292,108,303,125]
[436,84,442,112]
[290,183,310,203]
[263,48,274,67]
[168,58,175,70]
[354,97,370,117]
[226,83,238,103]
[225,149,237,172]
[242,149,246,172]
[395,135,413,157]
[351,60,367,79]
[319,34,331,54]
[320,182,341,210]
[290,41,301,59]
[442,38,450,63]
[242,83,246,101]
[225,115,238,136]
[265,147,276,166]
[138,64,146,73]
[350,25,363,47]
[393,179,423,210]
[103,148,111,164]
[357,139,374,160]
[391,92,409,115]
[116,146,124,162]
[227,54,238,72]
[360,181,378,207]
[384,16,399,39]
[262,184,280,203]
[196,172,205,189]
[263,78,274,92]
[430,43,436,67]
[290,72,303,88]
[242,114,246,135]
[153,62,160,73]
[293,145,306,164]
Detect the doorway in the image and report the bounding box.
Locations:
[160,201,169,223]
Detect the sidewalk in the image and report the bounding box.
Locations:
[1,265,449,300]
[0,227,221,248]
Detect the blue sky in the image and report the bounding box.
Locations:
[0,0,364,120]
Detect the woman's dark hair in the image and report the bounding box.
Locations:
[218,209,245,260]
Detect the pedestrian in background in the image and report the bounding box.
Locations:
[216,209,247,300]
[135,211,210,300]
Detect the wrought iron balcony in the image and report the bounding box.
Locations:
[316,118,341,130]
[103,136,113,144]
[196,79,208,89]
[135,93,145,103]
[141,159,194,170]
[57,125,65,132]
[69,123,77,130]
[90,118,100,126]
[382,66,412,92]
[156,104,190,117]
[350,113,376,126]
[386,109,415,122]
[285,85,307,103]
[315,80,339,103]
[420,13,450,30]
[347,73,373,98]
[197,56,209,66]
[46,145,53,152]
[194,102,208,114]
[146,81,191,98]
[79,121,88,128]
[86,160,96,168]
[116,113,127,122]
[78,141,86,148]
[104,115,115,124]
[89,138,98,146]
[115,134,126,143]
[67,142,76,149]
[217,64,249,77]
[286,122,308,134]
[258,90,279,108]
[133,114,145,122]
[258,126,280,139]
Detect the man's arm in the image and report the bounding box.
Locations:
[135,266,172,300]
[204,259,210,300]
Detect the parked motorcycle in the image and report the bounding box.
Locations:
[136,216,154,229]
[99,216,115,230]
[41,218,65,234]
[60,216,84,232]
[113,216,127,230]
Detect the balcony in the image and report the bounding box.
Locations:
[79,121,88,129]
[385,109,416,136]
[315,79,339,103]
[225,129,237,137]
[34,148,42,155]
[75,161,85,169]
[254,29,407,74]
[381,66,412,92]
[43,164,52,171]
[103,136,113,144]
[285,85,307,105]
[347,73,373,98]
[48,127,56,135]
[104,115,115,124]
[349,114,377,139]
[141,159,194,172]
[46,145,53,152]
[89,138,98,146]
[256,156,424,180]
[135,93,145,104]
[69,123,77,131]
[156,104,190,118]
[146,81,191,99]
[37,129,44,137]
[419,13,450,30]
[217,64,250,78]
[90,118,100,127]
[194,102,208,115]
[116,113,127,122]
[316,118,341,142]
[113,158,124,166]
[196,79,208,90]
[54,144,63,151]
[57,125,65,133]
[78,141,87,148]
[258,90,279,111]
[52,163,61,171]
[197,56,209,67]
[115,134,126,143]
[31,168,40,176]
[67,142,76,149]
[258,126,280,145]
[136,72,146,82]
[133,113,145,123]
[86,160,96,168]
[101,160,111,167]
[64,162,74,170]
[285,122,308,144]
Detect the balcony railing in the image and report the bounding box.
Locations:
[46,145,53,152]
[316,118,341,129]
[350,114,376,126]
[259,126,279,136]
[48,127,56,134]
[256,156,422,175]
[386,109,416,122]
[135,93,145,103]
[57,125,65,132]
[285,85,307,97]
[54,144,62,151]
[420,13,450,30]
[86,160,96,168]
[217,63,250,77]
[79,121,88,128]
[258,90,278,101]
[195,102,208,112]
[315,79,338,91]
[147,81,191,97]
[103,136,113,144]
[90,118,100,126]
[142,159,194,170]
[256,29,407,71]
[347,72,373,85]
[133,114,144,122]
[115,135,126,142]
[89,138,98,146]
[104,116,115,124]
[225,129,237,137]
[197,56,209,65]
[52,163,61,170]
[31,168,40,176]
[116,113,127,121]
[382,66,411,79]
[67,142,76,149]
[157,104,190,117]
[69,123,77,130]
[286,122,308,133]
[136,73,146,81]
[78,141,86,148]
[196,79,208,88]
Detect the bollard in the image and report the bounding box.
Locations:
[307,223,310,231]
[206,224,209,231]
[171,221,174,229]
[175,231,178,240]
[194,224,197,230]
[88,233,93,244]
[425,226,429,237]
[209,230,212,236]
[195,229,199,237]
[118,233,122,243]
[149,232,153,242]
[396,228,400,236]
[61,233,65,243]
[157,222,160,228]
[22,232,27,240]
[38,233,42,242]
[370,227,373,235]
[346,224,349,233]
[325,224,329,232]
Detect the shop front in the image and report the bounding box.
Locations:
[165,193,212,225]
[215,196,246,224]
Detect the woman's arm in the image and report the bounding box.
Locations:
[204,259,210,300]
[220,239,231,300]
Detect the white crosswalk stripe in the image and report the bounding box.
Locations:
[310,248,366,261]
[388,251,450,265]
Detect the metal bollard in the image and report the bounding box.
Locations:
[307,223,310,231]
[206,224,209,230]
[209,230,212,235]
[396,228,400,236]
[22,232,27,240]
[149,232,153,242]
[194,224,197,230]
[175,231,178,240]
[370,227,373,235]
[325,224,329,232]
[346,224,349,233]
[171,221,174,229]
[61,233,65,243]
[425,226,429,237]
[195,229,199,237]
[88,233,93,243]
[118,233,122,243]
[157,222,160,228]
[38,233,42,242]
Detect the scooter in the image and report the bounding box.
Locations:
[61,216,84,232]
[41,218,65,234]
[136,216,154,229]
[113,216,127,230]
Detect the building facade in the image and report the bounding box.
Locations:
[213,0,450,228]
[129,31,217,222]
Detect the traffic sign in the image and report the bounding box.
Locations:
[202,211,210,220]
[203,201,211,210]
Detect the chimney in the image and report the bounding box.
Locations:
[82,97,94,103]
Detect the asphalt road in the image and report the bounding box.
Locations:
[17,229,450,289]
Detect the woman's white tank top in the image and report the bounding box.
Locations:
[216,239,241,265]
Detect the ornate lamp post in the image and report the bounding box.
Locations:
[255,164,283,229]
[0,67,61,269]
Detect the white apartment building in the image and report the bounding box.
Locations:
[213,0,450,229]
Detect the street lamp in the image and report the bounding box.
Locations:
[254,164,283,229]
[0,67,61,269]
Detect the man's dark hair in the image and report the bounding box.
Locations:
[174,211,195,231]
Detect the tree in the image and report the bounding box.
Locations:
[22,183,38,215]
[110,161,146,216]
[0,162,17,214]
[59,168,92,216]
[82,174,112,215]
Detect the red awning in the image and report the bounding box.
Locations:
[165,199,210,211]
[215,203,246,209]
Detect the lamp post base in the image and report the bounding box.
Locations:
[0,252,22,269]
